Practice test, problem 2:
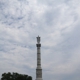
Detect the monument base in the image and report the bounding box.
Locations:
[36,78,43,80]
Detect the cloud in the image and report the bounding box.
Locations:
[0,0,80,80]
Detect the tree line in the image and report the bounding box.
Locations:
[1,72,32,80]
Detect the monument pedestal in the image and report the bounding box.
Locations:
[36,78,43,80]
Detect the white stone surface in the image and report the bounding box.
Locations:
[36,36,43,80]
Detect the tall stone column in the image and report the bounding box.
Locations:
[36,36,43,80]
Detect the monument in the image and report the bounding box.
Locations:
[36,36,43,80]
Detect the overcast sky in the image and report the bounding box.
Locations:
[0,0,80,80]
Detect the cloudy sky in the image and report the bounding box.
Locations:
[0,0,80,80]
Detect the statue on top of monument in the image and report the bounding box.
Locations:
[37,35,40,43]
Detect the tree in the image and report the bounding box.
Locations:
[1,72,32,80]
